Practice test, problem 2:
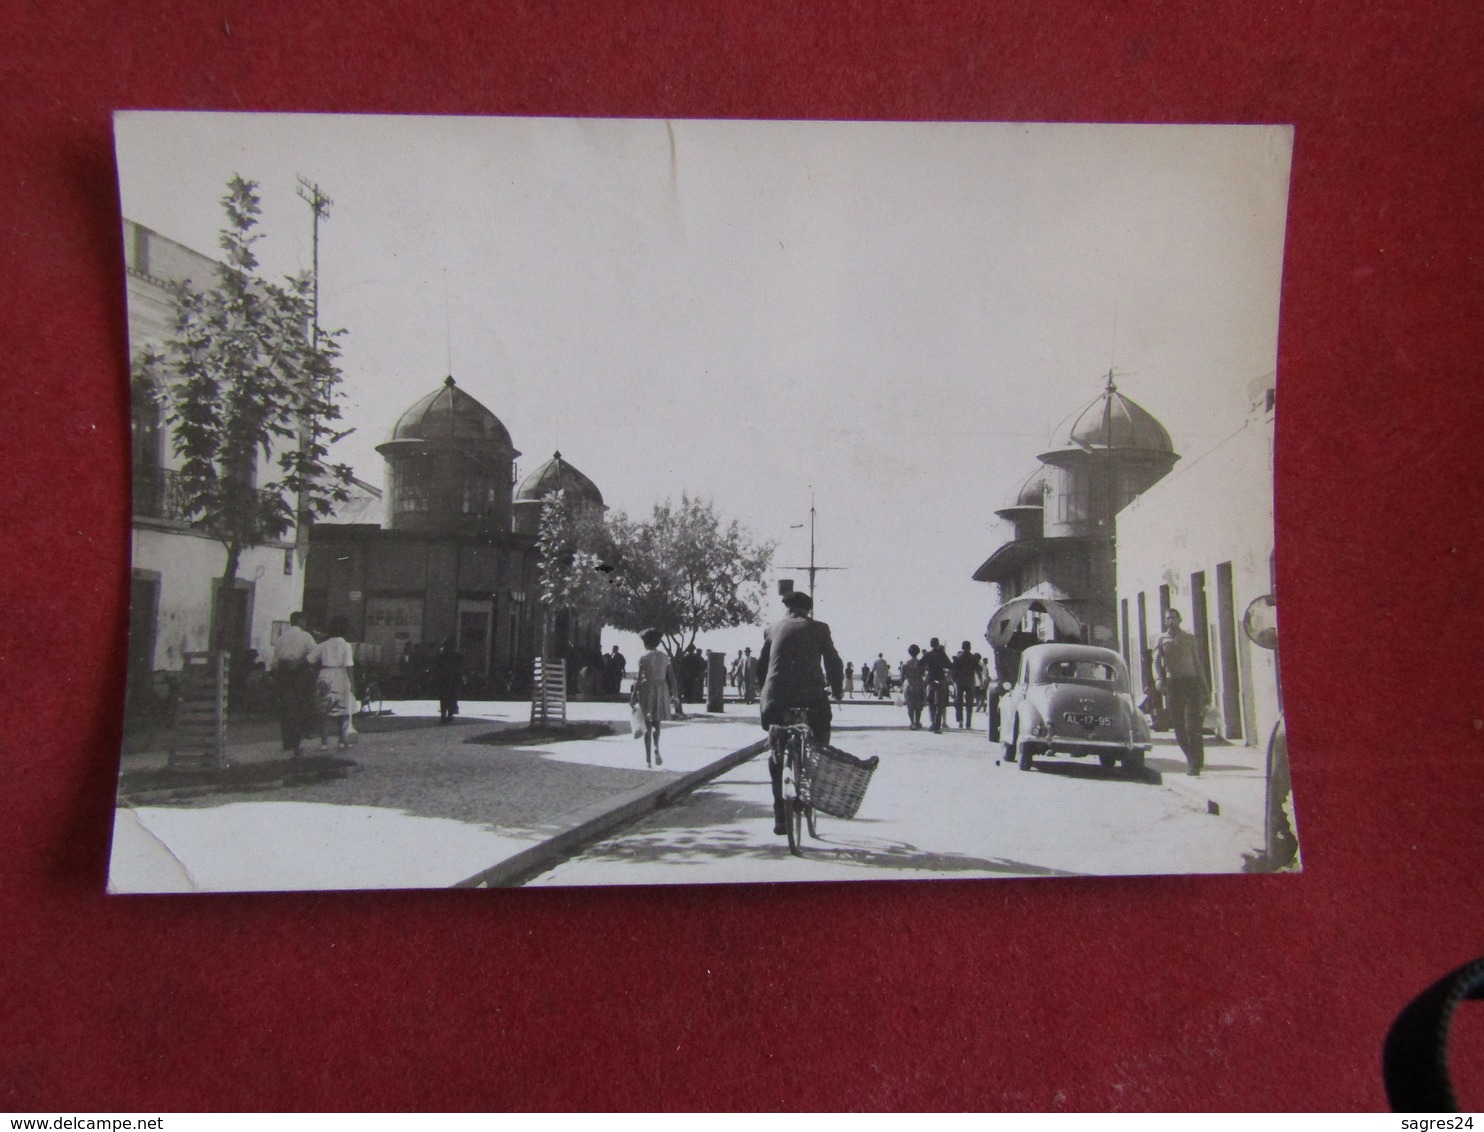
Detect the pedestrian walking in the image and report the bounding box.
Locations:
[922,638,952,733]
[1154,608,1210,775]
[871,653,891,700]
[974,651,990,710]
[861,659,874,697]
[308,616,357,750]
[606,645,627,697]
[741,646,759,704]
[900,644,926,729]
[951,640,979,729]
[631,628,679,768]
[271,611,318,758]
[433,636,462,724]
[844,661,855,698]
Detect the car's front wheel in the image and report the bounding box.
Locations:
[1123,750,1145,775]
[1017,736,1034,771]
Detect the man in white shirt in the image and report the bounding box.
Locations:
[272,612,318,757]
[1154,608,1211,776]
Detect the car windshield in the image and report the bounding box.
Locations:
[1042,659,1118,686]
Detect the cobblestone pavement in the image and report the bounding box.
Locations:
[109,700,768,892]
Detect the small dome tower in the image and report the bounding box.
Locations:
[375,376,520,534]
[1037,374,1179,539]
[512,451,606,536]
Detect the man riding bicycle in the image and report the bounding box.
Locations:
[755,589,844,836]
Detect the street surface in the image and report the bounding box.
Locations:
[109,697,1269,892]
[531,700,1269,886]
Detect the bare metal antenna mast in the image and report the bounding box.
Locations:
[782,490,847,606]
[443,267,452,377]
[296,175,333,347]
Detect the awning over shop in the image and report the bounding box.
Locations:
[984,596,1083,649]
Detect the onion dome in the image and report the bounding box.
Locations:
[385,375,514,448]
[1058,374,1174,457]
[511,451,605,536]
[1037,373,1179,476]
[994,467,1048,539]
[1000,467,1048,512]
[515,451,605,510]
[375,376,520,534]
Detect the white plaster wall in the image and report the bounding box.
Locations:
[133,528,303,671]
[1117,411,1280,745]
[127,219,309,674]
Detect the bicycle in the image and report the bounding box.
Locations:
[769,708,820,857]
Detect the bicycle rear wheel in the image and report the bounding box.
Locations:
[801,735,820,839]
[785,734,806,857]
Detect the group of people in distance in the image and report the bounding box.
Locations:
[727,648,760,704]
[895,639,987,734]
[843,641,990,734]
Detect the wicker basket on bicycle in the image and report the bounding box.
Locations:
[800,744,880,820]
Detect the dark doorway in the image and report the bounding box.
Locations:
[1136,591,1151,698]
[212,579,254,659]
[127,571,160,710]
[1190,571,1212,688]
[1216,561,1243,739]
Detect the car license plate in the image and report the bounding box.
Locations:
[1063,712,1112,729]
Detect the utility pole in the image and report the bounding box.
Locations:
[293,175,333,570]
[295,175,333,347]
[781,492,846,607]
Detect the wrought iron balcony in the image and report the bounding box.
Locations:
[132,465,280,527]
[132,464,199,523]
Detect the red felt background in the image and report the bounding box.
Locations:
[1,0,1481,1113]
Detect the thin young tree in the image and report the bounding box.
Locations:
[535,488,618,657]
[133,175,353,652]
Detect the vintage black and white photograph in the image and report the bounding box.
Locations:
[109,112,1294,892]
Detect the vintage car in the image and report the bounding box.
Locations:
[992,643,1151,774]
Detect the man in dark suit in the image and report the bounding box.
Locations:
[606,645,627,697]
[756,590,844,835]
[951,640,980,729]
[922,637,953,733]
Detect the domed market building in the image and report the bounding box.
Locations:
[303,377,606,695]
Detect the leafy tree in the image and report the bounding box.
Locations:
[133,175,353,650]
[542,494,774,657]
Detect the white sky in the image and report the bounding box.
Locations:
[114,113,1292,665]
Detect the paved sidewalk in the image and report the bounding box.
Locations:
[108,700,769,893]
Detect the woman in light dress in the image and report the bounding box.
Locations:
[309,616,357,750]
[631,628,680,768]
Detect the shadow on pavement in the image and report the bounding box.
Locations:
[569,779,1077,878]
[121,744,663,830]
[119,754,359,798]
[465,721,625,745]
[1144,754,1247,778]
[1016,759,1165,786]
